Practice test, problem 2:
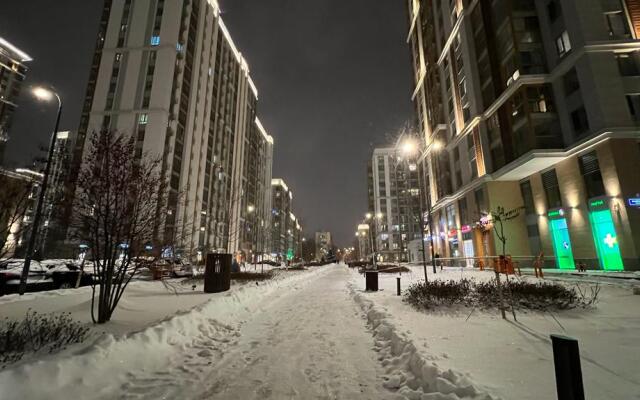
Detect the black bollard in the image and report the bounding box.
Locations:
[396,277,401,296]
[550,335,585,400]
[365,271,379,292]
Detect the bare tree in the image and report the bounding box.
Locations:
[480,206,524,320]
[73,130,163,324]
[0,173,34,260]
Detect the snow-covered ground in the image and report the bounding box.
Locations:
[3,263,638,399]
[2,265,390,400]
[348,265,640,399]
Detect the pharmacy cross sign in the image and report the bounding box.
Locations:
[604,233,618,249]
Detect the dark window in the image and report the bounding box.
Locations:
[563,68,580,95]
[459,197,469,225]
[616,53,640,76]
[571,107,590,135]
[542,169,563,208]
[626,94,640,121]
[520,180,536,215]
[579,151,606,198]
[547,0,561,23]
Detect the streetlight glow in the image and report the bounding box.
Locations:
[431,140,444,151]
[247,205,255,213]
[365,212,372,220]
[400,139,418,156]
[32,86,55,102]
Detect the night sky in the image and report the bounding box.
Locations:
[0,0,413,247]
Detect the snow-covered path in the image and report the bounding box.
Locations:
[189,267,392,399]
[117,267,393,400]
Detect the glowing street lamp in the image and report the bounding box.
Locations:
[19,86,63,295]
[400,139,418,157]
[247,205,255,213]
[431,140,444,151]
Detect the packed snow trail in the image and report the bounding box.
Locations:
[120,266,394,400]
[183,267,393,399]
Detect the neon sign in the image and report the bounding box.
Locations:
[629,198,640,207]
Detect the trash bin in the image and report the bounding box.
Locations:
[204,253,231,293]
[365,271,379,292]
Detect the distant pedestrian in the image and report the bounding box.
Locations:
[231,258,240,273]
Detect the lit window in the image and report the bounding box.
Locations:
[176,43,183,52]
[555,31,571,57]
[139,114,148,125]
[150,36,160,46]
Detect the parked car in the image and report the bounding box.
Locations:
[150,258,193,279]
[0,260,55,295]
[46,262,95,289]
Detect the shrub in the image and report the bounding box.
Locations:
[405,279,597,312]
[0,310,90,368]
[404,279,474,309]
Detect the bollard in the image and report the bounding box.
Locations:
[550,335,585,400]
[396,277,401,296]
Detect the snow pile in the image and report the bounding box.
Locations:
[0,266,330,400]
[349,266,640,399]
[350,283,496,400]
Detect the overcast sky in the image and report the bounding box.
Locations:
[0,0,413,247]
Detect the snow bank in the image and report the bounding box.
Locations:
[349,281,497,400]
[348,266,640,399]
[0,266,330,400]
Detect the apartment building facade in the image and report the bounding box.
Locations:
[368,147,422,262]
[232,118,274,260]
[64,0,274,261]
[270,178,293,260]
[0,37,31,166]
[407,0,640,270]
[315,231,333,261]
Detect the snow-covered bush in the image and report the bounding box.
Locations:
[0,310,89,368]
[405,279,597,311]
[404,279,474,309]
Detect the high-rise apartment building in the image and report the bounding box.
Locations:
[0,37,31,166]
[315,231,333,261]
[407,0,640,270]
[270,178,293,260]
[368,147,421,262]
[232,118,274,259]
[41,131,77,255]
[64,0,275,260]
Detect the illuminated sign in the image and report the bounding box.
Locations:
[448,229,458,238]
[629,198,640,207]
[549,217,575,270]
[461,225,472,234]
[548,208,565,219]
[589,209,624,271]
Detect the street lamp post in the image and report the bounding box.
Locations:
[399,139,429,282]
[399,136,444,280]
[19,87,62,295]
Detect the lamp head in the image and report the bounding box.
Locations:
[32,86,55,102]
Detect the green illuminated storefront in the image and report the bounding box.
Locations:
[548,208,575,270]
[588,199,624,271]
[546,200,625,271]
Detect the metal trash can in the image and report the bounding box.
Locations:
[365,271,379,292]
[204,253,231,293]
